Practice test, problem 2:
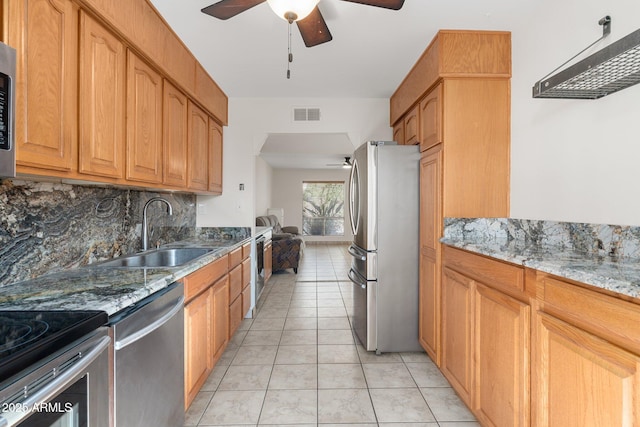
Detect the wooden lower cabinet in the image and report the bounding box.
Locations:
[441,266,473,405]
[442,246,530,426]
[211,276,230,363]
[419,252,439,362]
[532,272,640,427]
[264,242,273,283]
[183,257,229,409]
[184,287,212,408]
[440,247,640,426]
[474,283,530,427]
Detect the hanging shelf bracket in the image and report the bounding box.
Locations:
[533,16,640,99]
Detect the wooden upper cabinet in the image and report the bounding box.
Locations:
[392,121,404,146]
[126,50,163,184]
[187,101,209,191]
[78,12,125,178]
[403,106,419,145]
[208,119,223,194]
[390,30,511,125]
[10,0,78,172]
[419,84,443,152]
[162,80,188,187]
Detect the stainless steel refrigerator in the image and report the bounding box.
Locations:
[347,141,421,353]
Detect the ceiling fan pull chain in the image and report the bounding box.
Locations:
[287,20,293,79]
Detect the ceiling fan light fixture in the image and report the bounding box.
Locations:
[267,0,320,21]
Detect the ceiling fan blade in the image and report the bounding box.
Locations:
[340,0,405,10]
[296,7,333,47]
[201,0,266,20]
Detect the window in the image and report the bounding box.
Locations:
[302,181,345,236]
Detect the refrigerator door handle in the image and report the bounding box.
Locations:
[349,158,360,235]
[348,244,366,261]
[348,268,367,289]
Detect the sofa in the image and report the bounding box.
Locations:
[256,215,304,273]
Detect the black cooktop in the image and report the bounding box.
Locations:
[0,310,108,383]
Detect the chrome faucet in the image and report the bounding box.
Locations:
[142,197,173,251]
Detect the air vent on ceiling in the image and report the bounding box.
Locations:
[293,107,321,122]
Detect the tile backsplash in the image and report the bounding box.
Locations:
[0,179,196,286]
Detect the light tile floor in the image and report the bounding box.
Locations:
[185,244,479,427]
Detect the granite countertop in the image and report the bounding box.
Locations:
[442,218,640,301]
[0,235,252,316]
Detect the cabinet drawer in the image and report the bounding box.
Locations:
[242,284,251,317]
[242,242,251,259]
[228,247,243,269]
[184,256,228,302]
[242,258,251,287]
[443,246,524,296]
[229,296,243,337]
[229,264,243,302]
[539,274,640,354]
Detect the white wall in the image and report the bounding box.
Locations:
[197,97,390,227]
[272,168,353,243]
[254,156,274,217]
[509,0,640,225]
[198,0,640,228]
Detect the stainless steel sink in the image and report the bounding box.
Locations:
[96,247,213,268]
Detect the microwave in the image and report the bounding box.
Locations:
[0,41,15,178]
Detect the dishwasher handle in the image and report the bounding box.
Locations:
[114,296,184,351]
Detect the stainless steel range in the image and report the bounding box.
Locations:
[0,310,110,427]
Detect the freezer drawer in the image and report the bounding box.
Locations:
[348,244,377,281]
[348,268,377,351]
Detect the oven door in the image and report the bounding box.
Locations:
[0,330,110,427]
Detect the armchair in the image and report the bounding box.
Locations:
[256,215,304,273]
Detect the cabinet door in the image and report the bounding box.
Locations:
[126,51,163,183]
[228,264,243,304]
[229,296,243,338]
[441,267,473,406]
[474,283,530,427]
[404,106,419,145]
[265,242,273,283]
[163,80,188,187]
[242,258,251,288]
[10,0,78,172]
[420,83,443,152]
[184,288,212,408]
[208,119,223,194]
[393,121,404,145]
[211,275,229,365]
[419,147,442,363]
[242,284,251,318]
[534,312,640,427]
[187,101,209,191]
[78,12,125,178]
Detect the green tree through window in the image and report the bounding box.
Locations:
[302,182,345,236]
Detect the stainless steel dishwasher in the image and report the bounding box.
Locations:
[109,282,184,427]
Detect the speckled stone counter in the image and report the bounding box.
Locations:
[442,218,640,300]
[0,234,251,316]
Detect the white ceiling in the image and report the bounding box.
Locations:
[148,0,532,167]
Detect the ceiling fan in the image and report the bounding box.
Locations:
[326,156,352,168]
[201,0,405,48]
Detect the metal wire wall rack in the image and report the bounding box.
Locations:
[533,17,640,99]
